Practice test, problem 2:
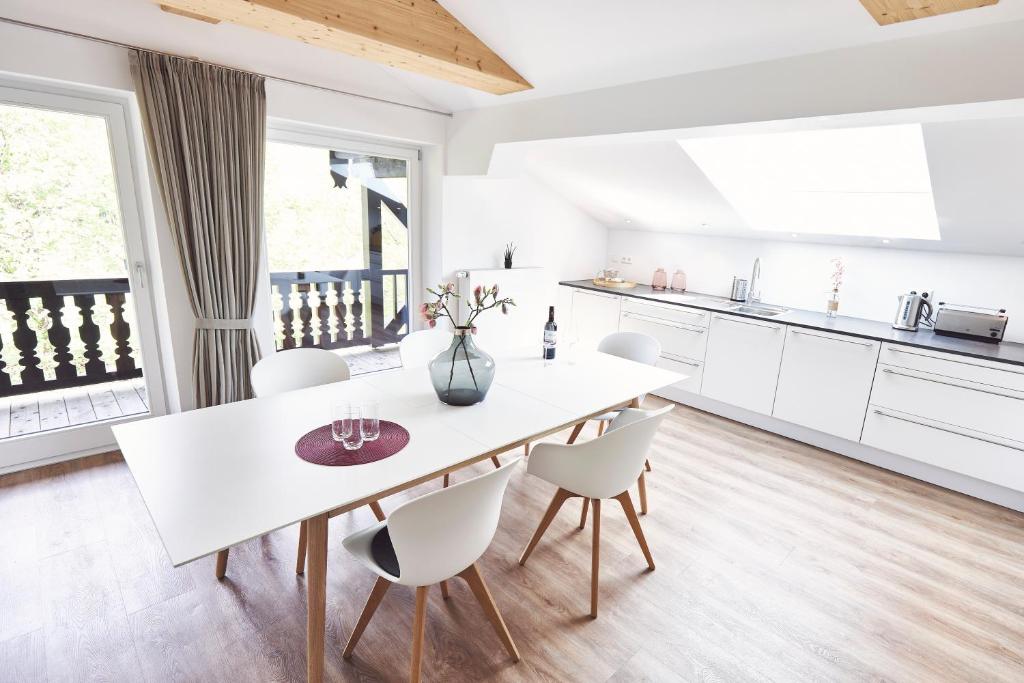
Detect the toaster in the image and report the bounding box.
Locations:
[933,304,1008,343]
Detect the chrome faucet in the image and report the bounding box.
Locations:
[746,257,761,304]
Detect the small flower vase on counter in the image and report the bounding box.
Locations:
[429,327,495,406]
[826,288,840,319]
[652,268,668,291]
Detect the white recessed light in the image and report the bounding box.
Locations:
[882,239,891,244]
[791,233,798,238]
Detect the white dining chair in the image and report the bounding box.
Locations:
[564,331,661,513]
[341,457,523,682]
[397,327,452,368]
[242,348,385,578]
[519,405,671,618]
[401,328,504,484]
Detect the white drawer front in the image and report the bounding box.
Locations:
[655,354,703,394]
[862,407,1024,492]
[879,343,1024,393]
[870,364,1024,444]
[621,298,710,328]
[772,328,880,441]
[620,310,708,362]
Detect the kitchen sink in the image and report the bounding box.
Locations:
[728,304,789,317]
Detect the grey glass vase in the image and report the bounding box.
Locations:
[428,328,495,406]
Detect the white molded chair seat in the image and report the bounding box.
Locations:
[520,406,672,617]
[398,327,452,368]
[342,458,523,682]
[250,347,350,396]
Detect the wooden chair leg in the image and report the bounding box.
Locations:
[458,563,521,662]
[645,458,652,472]
[295,521,307,575]
[490,455,502,468]
[638,470,649,515]
[369,501,386,521]
[523,443,530,456]
[566,422,585,444]
[343,576,391,658]
[443,473,450,488]
[411,586,429,683]
[615,492,655,570]
[597,421,605,437]
[519,488,573,565]
[579,498,589,530]
[440,580,450,600]
[215,549,229,579]
[590,499,601,618]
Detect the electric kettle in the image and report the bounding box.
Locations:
[893,291,932,331]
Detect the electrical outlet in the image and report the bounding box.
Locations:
[620,256,633,265]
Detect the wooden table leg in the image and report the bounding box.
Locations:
[306,513,329,683]
[215,549,229,579]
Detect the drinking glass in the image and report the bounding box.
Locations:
[361,403,380,442]
[331,403,352,442]
[340,405,363,450]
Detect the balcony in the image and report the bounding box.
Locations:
[271,268,409,351]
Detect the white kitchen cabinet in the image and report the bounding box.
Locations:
[619,299,708,363]
[772,328,881,441]
[569,288,621,351]
[655,353,704,394]
[701,313,786,414]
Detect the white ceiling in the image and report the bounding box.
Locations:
[3,0,1024,113]
[493,103,1024,256]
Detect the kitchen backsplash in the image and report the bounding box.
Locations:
[606,230,1024,343]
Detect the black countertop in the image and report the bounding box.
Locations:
[560,280,1024,368]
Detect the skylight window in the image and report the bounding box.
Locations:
[678,124,940,240]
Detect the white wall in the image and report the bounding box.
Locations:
[441,176,608,313]
[447,20,1024,175]
[0,21,448,412]
[607,230,1024,343]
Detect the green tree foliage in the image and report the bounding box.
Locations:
[0,104,128,281]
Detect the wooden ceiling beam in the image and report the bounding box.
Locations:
[858,0,999,26]
[155,0,532,95]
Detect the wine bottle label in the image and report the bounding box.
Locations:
[544,330,556,344]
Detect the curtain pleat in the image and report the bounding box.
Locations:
[131,51,265,408]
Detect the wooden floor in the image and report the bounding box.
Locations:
[0,378,148,440]
[2,397,1023,682]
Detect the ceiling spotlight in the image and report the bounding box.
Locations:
[882,239,891,244]
[791,233,798,238]
[625,219,632,224]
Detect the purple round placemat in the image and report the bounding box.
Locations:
[295,420,410,466]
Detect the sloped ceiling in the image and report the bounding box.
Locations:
[496,109,1024,256]
[3,0,1024,113]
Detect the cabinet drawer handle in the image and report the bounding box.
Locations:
[872,409,1024,452]
[661,352,701,367]
[881,367,1024,401]
[886,345,1024,377]
[790,328,875,348]
[623,311,705,333]
[712,315,780,331]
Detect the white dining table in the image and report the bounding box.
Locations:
[113,349,685,682]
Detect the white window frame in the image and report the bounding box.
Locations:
[263,118,423,351]
[0,73,169,472]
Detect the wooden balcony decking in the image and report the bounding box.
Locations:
[0,347,400,441]
[0,377,148,440]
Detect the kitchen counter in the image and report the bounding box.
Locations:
[560,280,1024,368]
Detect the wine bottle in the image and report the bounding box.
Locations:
[543,306,557,360]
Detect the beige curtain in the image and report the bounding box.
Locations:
[131,50,266,408]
